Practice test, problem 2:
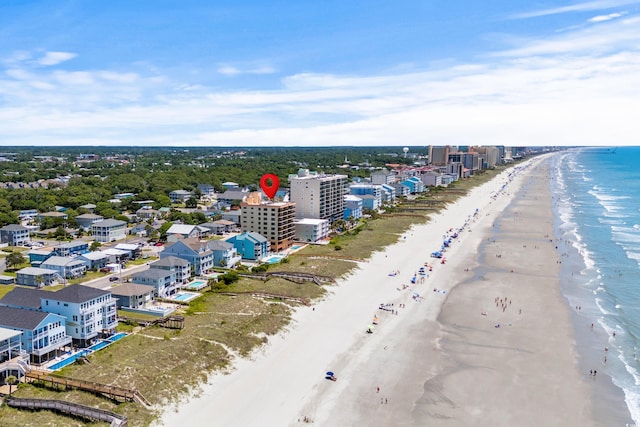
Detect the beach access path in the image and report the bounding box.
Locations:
[158,154,597,427]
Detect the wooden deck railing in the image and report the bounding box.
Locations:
[6,396,128,426]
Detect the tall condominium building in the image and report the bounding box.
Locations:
[289,170,347,223]
[240,193,295,252]
[428,145,452,166]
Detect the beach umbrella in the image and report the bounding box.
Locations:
[368,324,375,330]
[326,371,334,377]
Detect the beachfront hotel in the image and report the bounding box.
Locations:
[240,192,295,252]
[288,169,348,223]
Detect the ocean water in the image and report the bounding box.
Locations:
[552,147,640,424]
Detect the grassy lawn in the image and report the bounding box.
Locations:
[0,163,519,426]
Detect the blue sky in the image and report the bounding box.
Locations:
[1,0,639,147]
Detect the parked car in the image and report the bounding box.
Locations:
[109,276,119,282]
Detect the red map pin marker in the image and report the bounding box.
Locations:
[260,173,280,199]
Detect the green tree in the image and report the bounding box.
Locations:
[90,241,102,251]
[6,252,26,269]
[185,197,198,208]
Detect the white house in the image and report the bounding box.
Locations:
[293,218,330,243]
[91,219,127,243]
[40,285,118,347]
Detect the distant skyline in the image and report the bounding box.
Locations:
[1,1,639,147]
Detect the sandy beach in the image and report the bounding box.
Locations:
[158,155,627,427]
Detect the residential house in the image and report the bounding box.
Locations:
[166,223,202,242]
[207,240,241,268]
[0,224,30,246]
[197,184,216,197]
[169,189,193,204]
[78,203,96,213]
[389,183,410,198]
[0,327,28,384]
[358,194,381,211]
[221,210,241,225]
[380,184,396,202]
[114,243,142,259]
[91,219,127,243]
[344,195,363,221]
[136,206,158,220]
[74,213,104,231]
[420,170,444,187]
[161,237,240,274]
[293,218,330,243]
[217,189,249,205]
[227,232,269,260]
[150,256,191,285]
[111,283,155,310]
[26,249,52,267]
[0,275,14,285]
[37,212,68,222]
[0,287,48,311]
[199,220,237,235]
[0,306,72,364]
[78,252,109,271]
[51,241,89,257]
[130,269,178,298]
[370,170,396,185]
[16,267,60,287]
[18,209,38,221]
[349,184,383,208]
[40,285,118,347]
[40,256,87,279]
[401,176,426,194]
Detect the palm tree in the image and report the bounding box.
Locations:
[5,374,18,394]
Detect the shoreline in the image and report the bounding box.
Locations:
[157,155,630,426]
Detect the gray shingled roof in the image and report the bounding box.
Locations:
[132,269,174,280]
[47,284,110,303]
[0,287,48,309]
[151,256,189,268]
[111,283,155,297]
[0,224,28,231]
[0,305,48,330]
[93,218,126,227]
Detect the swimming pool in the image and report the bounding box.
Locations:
[184,280,208,290]
[49,350,90,371]
[88,340,111,352]
[291,245,303,250]
[170,292,200,302]
[108,332,128,342]
[263,255,285,264]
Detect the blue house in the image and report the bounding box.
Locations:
[52,241,89,257]
[0,305,72,364]
[401,176,426,194]
[161,237,240,274]
[344,195,363,220]
[227,232,269,260]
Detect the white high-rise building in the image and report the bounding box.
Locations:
[289,169,348,223]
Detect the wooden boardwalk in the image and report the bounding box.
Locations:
[26,370,150,407]
[6,396,128,426]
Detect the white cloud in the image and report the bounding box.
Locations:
[588,11,627,22]
[511,0,640,19]
[1,18,640,147]
[38,51,77,66]
[217,64,276,76]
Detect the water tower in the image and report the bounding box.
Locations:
[403,147,409,158]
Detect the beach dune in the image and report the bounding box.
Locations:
[158,156,602,427]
